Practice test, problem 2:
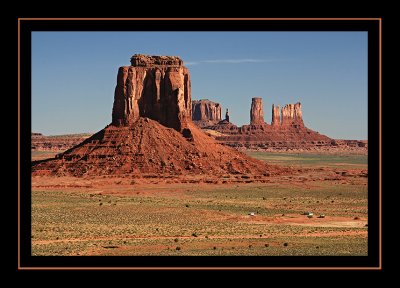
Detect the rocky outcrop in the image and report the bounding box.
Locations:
[130,55,183,67]
[204,120,239,134]
[225,108,230,122]
[331,139,368,148]
[250,97,265,125]
[32,54,280,178]
[223,138,368,153]
[271,102,304,127]
[33,118,280,176]
[31,131,367,155]
[203,97,334,150]
[31,133,92,151]
[272,104,281,126]
[192,99,222,122]
[112,54,191,132]
[200,107,239,134]
[191,99,222,128]
[281,102,304,127]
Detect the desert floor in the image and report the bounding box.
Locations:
[31,151,368,256]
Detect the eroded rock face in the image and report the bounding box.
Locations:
[225,108,230,122]
[250,97,265,125]
[31,133,91,151]
[281,102,304,127]
[192,99,222,122]
[202,97,332,149]
[191,99,222,128]
[272,104,281,126]
[112,54,191,132]
[32,54,281,178]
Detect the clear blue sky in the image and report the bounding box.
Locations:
[32,32,367,139]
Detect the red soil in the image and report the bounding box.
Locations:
[32,118,289,178]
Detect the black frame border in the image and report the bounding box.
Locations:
[18,18,382,270]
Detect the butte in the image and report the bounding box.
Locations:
[32,54,283,178]
[194,97,333,150]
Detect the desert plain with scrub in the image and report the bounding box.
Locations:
[32,152,367,256]
[31,55,368,256]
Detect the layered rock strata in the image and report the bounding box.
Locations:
[250,97,265,125]
[192,99,222,128]
[32,55,279,177]
[202,97,333,150]
[225,109,230,122]
[281,102,304,127]
[112,54,191,132]
[31,133,91,151]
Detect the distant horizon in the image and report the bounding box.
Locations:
[32,32,367,139]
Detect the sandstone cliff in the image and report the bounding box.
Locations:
[112,54,191,132]
[271,104,281,126]
[32,55,279,177]
[281,102,304,127]
[192,99,222,128]
[204,97,332,150]
[250,97,265,125]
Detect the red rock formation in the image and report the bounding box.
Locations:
[192,99,222,124]
[32,118,277,176]
[250,97,265,125]
[203,98,332,150]
[205,120,239,134]
[32,133,91,151]
[32,55,280,178]
[271,104,281,127]
[112,54,191,132]
[281,102,304,127]
[31,131,367,155]
[225,108,230,122]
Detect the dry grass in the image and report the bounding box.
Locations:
[32,179,367,256]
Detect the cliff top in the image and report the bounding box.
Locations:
[192,99,221,105]
[130,54,183,67]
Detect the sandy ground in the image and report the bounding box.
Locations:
[31,160,368,256]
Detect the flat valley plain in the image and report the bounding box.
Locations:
[31,151,368,256]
